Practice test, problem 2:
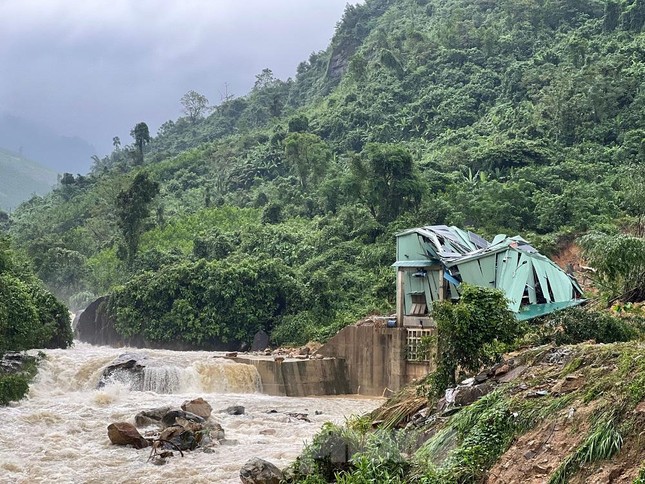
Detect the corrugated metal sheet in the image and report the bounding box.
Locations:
[395,225,584,321]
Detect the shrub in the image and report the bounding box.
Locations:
[430,285,521,395]
[0,374,30,405]
[537,307,642,345]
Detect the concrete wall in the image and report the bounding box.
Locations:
[234,357,351,397]
[317,325,428,396]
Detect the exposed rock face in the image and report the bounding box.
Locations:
[76,296,118,345]
[98,353,147,388]
[451,381,495,407]
[181,397,212,419]
[551,374,585,395]
[107,422,149,449]
[251,330,269,351]
[159,425,199,451]
[239,458,283,484]
[0,352,33,374]
[161,409,205,428]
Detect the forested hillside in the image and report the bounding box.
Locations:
[6,0,644,348]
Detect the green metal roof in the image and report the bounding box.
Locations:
[515,300,585,320]
[392,260,437,268]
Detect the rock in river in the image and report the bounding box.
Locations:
[240,457,283,484]
[181,397,212,419]
[107,422,149,449]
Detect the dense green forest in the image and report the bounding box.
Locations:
[4,0,644,348]
[0,236,73,351]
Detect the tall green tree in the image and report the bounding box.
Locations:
[350,143,423,224]
[130,122,150,165]
[115,172,159,268]
[180,90,211,123]
[284,132,331,189]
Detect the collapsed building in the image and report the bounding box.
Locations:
[393,225,584,328]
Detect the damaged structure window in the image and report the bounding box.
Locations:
[393,225,584,328]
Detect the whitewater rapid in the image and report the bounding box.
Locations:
[0,343,381,484]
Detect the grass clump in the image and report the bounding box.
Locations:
[549,417,624,484]
[413,392,518,483]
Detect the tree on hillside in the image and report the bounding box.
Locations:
[579,232,645,303]
[350,143,423,224]
[130,122,150,165]
[115,172,159,268]
[180,90,212,123]
[284,132,331,189]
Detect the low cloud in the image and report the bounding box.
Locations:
[0,0,352,155]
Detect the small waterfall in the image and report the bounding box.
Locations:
[141,366,185,393]
[97,357,262,394]
[193,359,262,393]
[28,343,262,395]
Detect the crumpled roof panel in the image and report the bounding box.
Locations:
[395,225,584,319]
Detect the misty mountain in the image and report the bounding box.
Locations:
[0,114,96,174]
[0,148,57,211]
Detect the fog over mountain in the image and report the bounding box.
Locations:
[0,0,355,171]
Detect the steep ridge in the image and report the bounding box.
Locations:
[0,148,57,211]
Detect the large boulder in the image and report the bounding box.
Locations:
[98,353,148,388]
[251,330,270,351]
[135,406,173,427]
[107,422,149,449]
[161,409,205,428]
[0,352,34,374]
[181,397,212,419]
[447,381,495,407]
[240,458,283,484]
[159,425,200,451]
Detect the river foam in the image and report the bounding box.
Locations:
[0,342,381,483]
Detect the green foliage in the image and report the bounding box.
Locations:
[0,274,41,351]
[579,232,645,302]
[536,307,643,345]
[69,291,96,311]
[634,467,645,484]
[350,143,422,224]
[6,0,645,349]
[431,285,520,394]
[130,122,150,165]
[180,90,211,123]
[0,236,72,351]
[284,132,331,188]
[115,172,160,267]
[412,392,519,483]
[289,421,409,484]
[0,373,30,405]
[109,256,301,346]
[0,353,39,406]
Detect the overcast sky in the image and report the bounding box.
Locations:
[0,0,355,156]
